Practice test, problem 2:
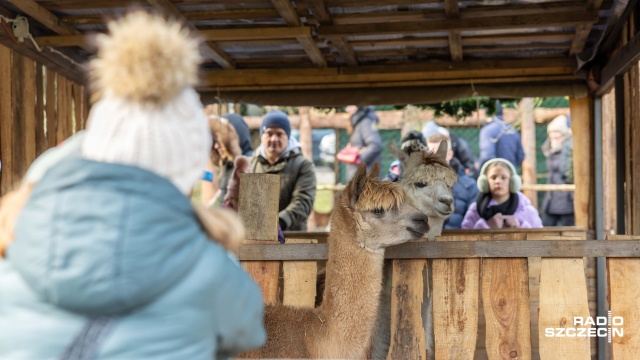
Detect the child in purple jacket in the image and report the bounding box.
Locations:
[461,158,543,229]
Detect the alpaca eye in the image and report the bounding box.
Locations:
[414,182,428,188]
[372,208,385,216]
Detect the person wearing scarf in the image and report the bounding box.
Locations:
[461,158,543,229]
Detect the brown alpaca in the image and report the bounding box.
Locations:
[372,140,457,360]
[240,163,429,359]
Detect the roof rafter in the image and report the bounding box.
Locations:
[270,0,326,67]
[304,0,358,67]
[444,0,462,62]
[319,11,600,37]
[5,0,92,52]
[145,0,235,69]
[569,0,604,55]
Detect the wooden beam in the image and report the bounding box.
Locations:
[145,0,235,69]
[600,31,640,93]
[570,96,594,229]
[238,240,640,261]
[270,0,301,26]
[201,58,575,86]
[61,9,284,25]
[327,36,358,66]
[200,74,578,91]
[5,0,92,52]
[569,0,602,56]
[444,0,463,62]
[270,0,326,68]
[319,11,599,37]
[303,0,331,24]
[326,0,439,6]
[199,27,312,41]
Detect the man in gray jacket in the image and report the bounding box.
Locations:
[252,110,317,231]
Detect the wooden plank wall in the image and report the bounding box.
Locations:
[0,43,88,196]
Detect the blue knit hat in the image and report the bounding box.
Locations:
[261,110,291,138]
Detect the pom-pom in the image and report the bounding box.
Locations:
[90,11,202,104]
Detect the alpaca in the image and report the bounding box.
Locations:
[372,140,457,359]
[240,162,429,359]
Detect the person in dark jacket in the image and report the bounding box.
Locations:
[541,115,575,226]
[345,105,383,180]
[422,121,479,178]
[223,113,254,156]
[479,100,525,169]
[252,110,316,231]
[426,133,479,229]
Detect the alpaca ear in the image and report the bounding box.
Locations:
[349,163,368,206]
[388,142,407,162]
[367,162,380,181]
[436,140,448,160]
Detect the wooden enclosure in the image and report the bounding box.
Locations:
[1,1,640,360]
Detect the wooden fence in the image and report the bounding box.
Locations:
[0,43,88,195]
[238,174,639,360]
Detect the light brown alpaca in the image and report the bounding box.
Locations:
[372,140,457,359]
[240,163,429,359]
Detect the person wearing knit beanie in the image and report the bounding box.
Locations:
[0,12,266,359]
[81,12,211,196]
[260,110,291,139]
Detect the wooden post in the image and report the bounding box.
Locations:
[482,233,531,360]
[56,74,69,143]
[35,64,46,158]
[602,88,617,234]
[21,56,37,172]
[570,96,594,229]
[626,63,640,234]
[388,255,427,360]
[538,236,591,358]
[520,97,537,207]
[433,235,480,360]
[299,106,313,160]
[11,53,27,182]
[45,69,57,148]
[239,173,281,305]
[0,45,13,195]
[606,235,640,359]
[282,238,318,308]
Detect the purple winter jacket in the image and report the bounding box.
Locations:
[461,191,543,229]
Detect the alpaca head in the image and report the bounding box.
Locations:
[204,106,241,167]
[341,163,429,250]
[390,141,457,222]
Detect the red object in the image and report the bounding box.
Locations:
[336,145,361,165]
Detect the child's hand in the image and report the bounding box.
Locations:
[503,215,520,228]
[487,213,504,229]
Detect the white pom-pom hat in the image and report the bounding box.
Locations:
[81,12,211,195]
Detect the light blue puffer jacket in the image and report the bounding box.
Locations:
[0,157,266,359]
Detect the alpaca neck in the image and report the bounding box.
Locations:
[317,206,384,355]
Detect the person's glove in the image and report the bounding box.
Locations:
[277,224,285,244]
[503,215,520,228]
[486,213,504,229]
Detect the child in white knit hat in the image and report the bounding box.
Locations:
[0,11,265,359]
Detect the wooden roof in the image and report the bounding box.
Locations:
[0,0,628,105]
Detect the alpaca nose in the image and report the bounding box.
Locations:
[439,196,453,207]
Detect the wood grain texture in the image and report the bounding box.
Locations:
[607,235,640,359]
[56,74,68,143]
[433,235,479,360]
[22,56,37,170]
[239,173,281,305]
[239,173,280,241]
[388,258,427,360]
[11,52,26,181]
[0,44,13,194]
[45,69,57,148]
[35,64,46,158]
[282,239,317,308]
[482,233,531,360]
[238,240,640,261]
[538,236,591,359]
[570,96,594,230]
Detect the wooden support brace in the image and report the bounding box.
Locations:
[388,254,427,359]
[538,236,591,358]
[482,233,531,360]
[239,173,281,306]
[282,238,318,308]
[433,235,479,359]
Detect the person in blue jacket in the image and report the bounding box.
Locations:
[0,12,265,360]
[479,100,525,169]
